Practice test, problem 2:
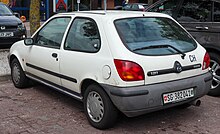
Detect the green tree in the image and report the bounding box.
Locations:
[30,0,40,35]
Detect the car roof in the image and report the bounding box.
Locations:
[127,3,148,5]
[56,10,171,20]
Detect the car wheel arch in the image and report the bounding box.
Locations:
[9,54,25,71]
[81,79,108,100]
[205,46,220,55]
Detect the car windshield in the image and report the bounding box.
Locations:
[0,4,13,16]
[114,17,197,56]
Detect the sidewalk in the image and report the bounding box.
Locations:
[0,49,10,79]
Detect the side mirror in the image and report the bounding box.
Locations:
[13,12,20,18]
[24,38,34,46]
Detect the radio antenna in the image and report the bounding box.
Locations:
[104,0,107,14]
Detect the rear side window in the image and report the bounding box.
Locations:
[64,18,100,52]
[132,4,139,10]
[177,0,212,22]
[114,17,197,56]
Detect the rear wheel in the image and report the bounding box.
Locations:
[11,58,29,88]
[83,84,118,129]
[208,52,220,96]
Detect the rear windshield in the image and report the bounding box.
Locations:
[0,5,13,16]
[114,17,197,56]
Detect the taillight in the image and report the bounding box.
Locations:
[202,52,210,70]
[114,59,145,81]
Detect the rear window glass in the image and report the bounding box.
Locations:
[114,17,197,56]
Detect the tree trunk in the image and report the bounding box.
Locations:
[30,0,40,36]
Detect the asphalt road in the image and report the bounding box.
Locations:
[0,80,219,134]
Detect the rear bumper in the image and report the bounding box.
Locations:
[101,72,212,117]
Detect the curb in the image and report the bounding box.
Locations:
[0,75,11,82]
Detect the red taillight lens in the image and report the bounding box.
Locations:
[114,59,145,81]
[202,52,210,70]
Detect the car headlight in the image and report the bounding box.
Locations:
[17,23,25,30]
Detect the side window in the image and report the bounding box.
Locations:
[177,0,212,22]
[132,4,139,10]
[214,2,220,22]
[148,0,179,17]
[123,4,131,10]
[64,18,101,52]
[34,17,71,48]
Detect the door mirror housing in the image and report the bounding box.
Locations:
[24,38,34,46]
[13,12,20,18]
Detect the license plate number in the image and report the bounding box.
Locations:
[0,32,14,37]
[163,88,194,104]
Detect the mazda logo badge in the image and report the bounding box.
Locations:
[0,26,5,30]
[174,61,182,73]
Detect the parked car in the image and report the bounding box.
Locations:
[0,2,26,47]
[146,0,220,96]
[68,3,89,11]
[123,3,148,11]
[9,10,212,129]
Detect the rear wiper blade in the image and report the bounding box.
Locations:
[133,44,186,59]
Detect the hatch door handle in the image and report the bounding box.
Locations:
[52,53,58,61]
[52,53,58,58]
[195,26,209,30]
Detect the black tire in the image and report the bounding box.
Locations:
[208,52,220,96]
[83,84,118,129]
[11,58,29,88]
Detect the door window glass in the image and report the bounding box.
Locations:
[123,4,132,10]
[34,17,71,48]
[214,2,220,22]
[177,0,212,22]
[148,0,179,17]
[64,18,101,52]
[132,4,139,10]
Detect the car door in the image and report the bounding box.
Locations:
[59,17,101,94]
[209,1,220,49]
[25,17,71,85]
[176,0,216,48]
[146,0,183,18]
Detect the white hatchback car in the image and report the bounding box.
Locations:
[9,11,212,129]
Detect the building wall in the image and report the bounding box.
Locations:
[0,0,9,5]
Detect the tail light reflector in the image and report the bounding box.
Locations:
[114,59,145,81]
[202,52,210,70]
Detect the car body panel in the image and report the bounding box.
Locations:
[9,11,212,118]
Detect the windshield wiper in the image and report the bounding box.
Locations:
[133,44,186,59]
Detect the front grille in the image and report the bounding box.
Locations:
[0,25,17,31]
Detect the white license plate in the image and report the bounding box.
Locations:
[0,32,14,37]
[163,88,194,104]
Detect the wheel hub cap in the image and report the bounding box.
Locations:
[210,60,220,89]
[12,64,20,84]
[87,91,104,122]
